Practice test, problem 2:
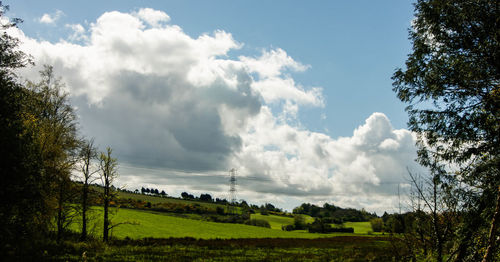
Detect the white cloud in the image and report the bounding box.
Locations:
[134,8,170,27]
[240,48,309,78]
[65,23,87,42]
[13,8,420,214]
[39,10,63,24]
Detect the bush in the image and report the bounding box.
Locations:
[329,227,354,233]
[370,218,383,232]
[293,215,307,230]
[216,206,225,215]
[244,219,271,228]
[282,224,295,231]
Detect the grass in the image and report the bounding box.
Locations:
[50,237,403,262]
[344,221,373,234]
[74,207,355,239]
[116,190,242,213]
[251,213,377,235]
[250,213,294,229]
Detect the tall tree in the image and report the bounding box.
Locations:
[99,147,118,242]
[392,0,499,260]
[26,65,80,241]
[0,2,45,255]
[79,138,98,241]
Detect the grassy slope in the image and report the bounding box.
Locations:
[251,213,374,234]
[116,190,242,213]
[76,207,351,239]
[344,221,378,234]
[251,213,294,229]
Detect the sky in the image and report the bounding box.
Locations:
[4,0,422,214]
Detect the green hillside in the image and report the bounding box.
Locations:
[75,207,351,239]
[116,190,241,213]
[251,213,374,235]
[344,221,375,234]
[250,213,315,229]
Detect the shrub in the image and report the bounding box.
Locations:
[216,206,225,215]
[370,218,383,232]
[244,219,271,228]
[330,227,354,233]
[293,215,307,230]
[282,224,295,231]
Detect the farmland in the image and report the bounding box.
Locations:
[50,206,406,261]
[72,207,360,239]
[50,237,401,261]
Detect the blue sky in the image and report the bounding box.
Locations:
[8,0,414,136]
[5,0,420,213]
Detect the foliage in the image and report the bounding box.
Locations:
[77,139,99,241]
[244,219,271,228]
[25,66,81,242]
[370,218,384,232]
[99,147,119,242]
[293,214,307,230]
[68,207,347,239]
[44,236,407,262]
[392,0,500,260]
[293,202,377,222]
[1,4,81,256]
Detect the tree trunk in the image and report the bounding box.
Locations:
[103,185,109,242]
[482,186,500,262]
[80,182,88,241]
[433,180,443,262]
[56,179,64,241]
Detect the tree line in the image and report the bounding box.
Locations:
[0,3,121,258]
[292,203,377,223]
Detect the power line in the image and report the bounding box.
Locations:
[118,164,407,185]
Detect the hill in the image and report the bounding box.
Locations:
[73,207,354,239]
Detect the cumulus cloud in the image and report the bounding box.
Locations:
[65,23,87,42]
[134,8,170,27]
[13,9,420,214]
[39,10,64,24]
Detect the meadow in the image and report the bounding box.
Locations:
[117,191,230,211]
[74,207,365,239]
[60,194,396,260]
[50,236,401,261]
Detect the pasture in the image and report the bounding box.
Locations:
[74,207,357,239]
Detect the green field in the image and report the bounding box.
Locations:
[116,190,241,213]
[250,213,294,229]
[250,213,315,229]
[75,207,356,239]
[51,237,400,261]
[251,213,374,235]
[344,221,373,234]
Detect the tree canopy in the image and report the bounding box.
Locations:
[392,0,499,261]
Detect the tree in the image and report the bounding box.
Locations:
[26,65,80,241]
[200,193,212,202]
[392,0,499,260]
[370,218,383,232]
[78,138,99,241]
[293,214,307,230]
[0,3,46,255]
[181,192,193,199]
[99,147,118,242]
[406,169,457,261]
